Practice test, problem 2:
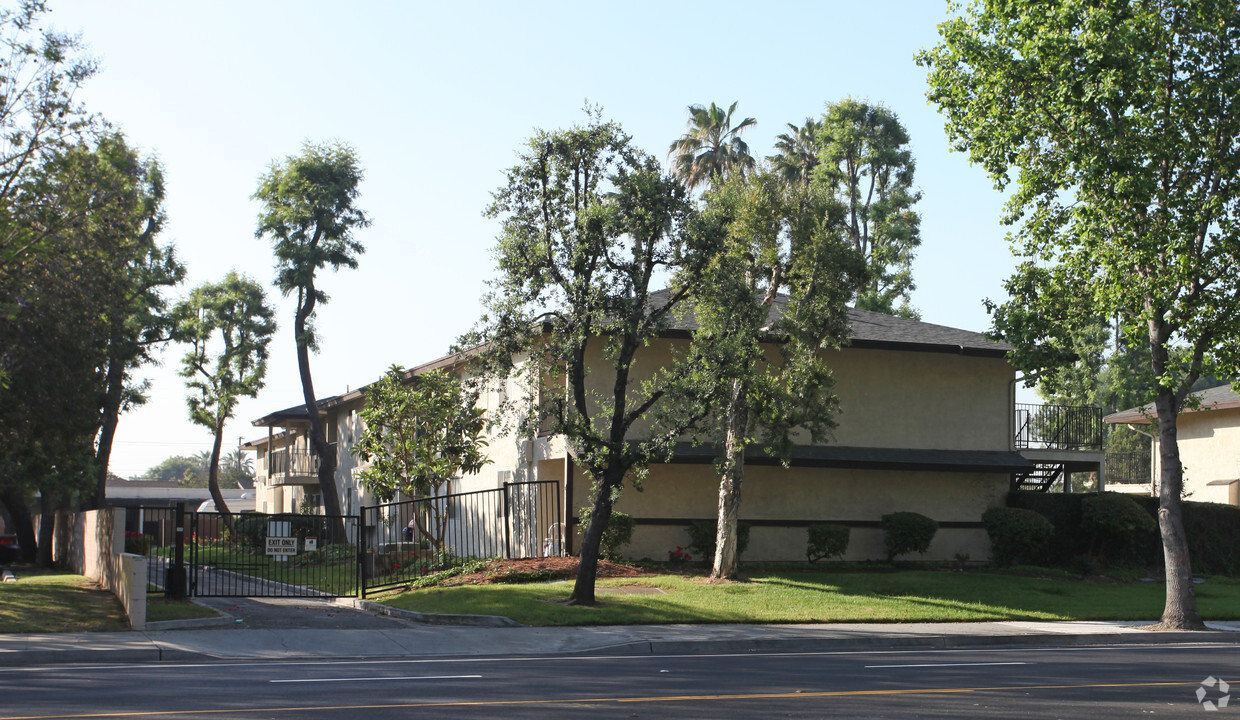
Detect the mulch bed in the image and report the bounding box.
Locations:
[437,557,652,587]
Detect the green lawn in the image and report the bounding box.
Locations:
[0,569,129,632]
[376,570,1240,626]
[145,595,220,623]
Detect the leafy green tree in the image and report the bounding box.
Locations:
[0,133,180,560]
[172,272,275,527]
[920,0,1240,630]
[254,142,369,528]
[813,99,921,318]
[668,101,757,191]
[466,115,719,605]
[768,117,823,190]
[692,169,866,580]
[352,366,488,549]
[137,455,205,485]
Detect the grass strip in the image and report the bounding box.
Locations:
[0,568,129,632]
[376,570,1240,626]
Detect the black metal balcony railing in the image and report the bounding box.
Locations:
[1106,451,1152,484]
[1015,403,1105,451]
[267,452,320,477]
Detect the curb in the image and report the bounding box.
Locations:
[585,630,1240,656]
[340,598,523,627]
[144,599,236,632]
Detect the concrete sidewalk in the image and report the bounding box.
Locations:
[3,614,1239,667]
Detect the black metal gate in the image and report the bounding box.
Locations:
[187,511,360,598]
[360,480,562,596]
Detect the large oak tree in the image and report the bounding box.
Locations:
[920,0,1240,629]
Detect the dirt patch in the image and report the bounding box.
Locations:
[436,557,651,587]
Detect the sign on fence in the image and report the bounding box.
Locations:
[265,537,297,556]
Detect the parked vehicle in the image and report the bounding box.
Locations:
[0,534,20,563]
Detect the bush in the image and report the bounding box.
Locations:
[982,506,1054,567]
[232,513,330,548]
[1131,495,1240,576]
[578,506,634,561]
[685,520,751,562]
[881,511,938,561]
[1080,493,1158,565]
[806,524,850,563]
[124,532,152,556]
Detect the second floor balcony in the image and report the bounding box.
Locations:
[1015,403,1104,451]
[262,451,322,487]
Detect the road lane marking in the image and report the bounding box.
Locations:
[0,679,1201,719]
[270,674,481,683]
[3,641,1233,674]
[865,662,1030,669]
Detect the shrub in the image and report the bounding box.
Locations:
[982,506,1054,567]
[685,520,751,562]
[881,511,938,561]
[1080,493,1158,565]
[124,532,152,556]
[806,524,850,563]
[578,506,634,561]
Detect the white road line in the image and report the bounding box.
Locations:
[865,661,1030,669]
[6,643,1232,674]
[270,674,483,683]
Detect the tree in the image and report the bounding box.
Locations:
[920,0,1240,630]
[351,366,488,549]
[668,101,757,191]
[254,142,369,529]
[813,99,921,318]
[768,117,823,190]
[172,272,275,528]
[136,455,206,485]
[0,133,180,561]
[693,169,867,580]
[466,114,719,605]
[219,448,255,488]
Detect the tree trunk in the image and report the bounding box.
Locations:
[0,488,37,563]
[36,491,57,568]
[208,418,233,534]
[1151,389,1206,630]
[294,300,346,539]
[91,355,126,509]
[568,468,621,606]
[711,380,748,581]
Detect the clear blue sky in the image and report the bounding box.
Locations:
[47,1,1022,479]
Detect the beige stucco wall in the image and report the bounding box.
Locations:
[1152,407,1240,506]
[576,339,1014,451]
[568,461,1007,563]
[54,508,146,629]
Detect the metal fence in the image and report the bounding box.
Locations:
[1015,403,1105,450]
[188,511,360,598]
[1107,451,1152,484]
[121,505,181,598]
[360,480,561,596]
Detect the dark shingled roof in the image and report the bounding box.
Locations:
[1105,384,1240,425]
[667,443,1034,473]
[652,290,1010,357]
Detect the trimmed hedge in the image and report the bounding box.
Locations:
[982,506,1054,567]
[1080,493,1158,564]
[806,524,850,563]
[686,520,751,562]
[881,511,938,561]
[577,507,634,561]
[1009,491,1240,576]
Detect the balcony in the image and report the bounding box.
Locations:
[263,452,321,487]
[1015,404,1104,451]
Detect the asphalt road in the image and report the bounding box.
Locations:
[2,643,1236,719]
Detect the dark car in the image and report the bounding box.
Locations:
[0,534,20,563]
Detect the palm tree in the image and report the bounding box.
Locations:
[668,101,756,190]
[768,117,822,189]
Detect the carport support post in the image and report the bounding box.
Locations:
[170,502,188,599]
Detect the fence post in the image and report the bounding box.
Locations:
[356,510,365,599]
[169,502,187,599]
[502,482,512,560]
